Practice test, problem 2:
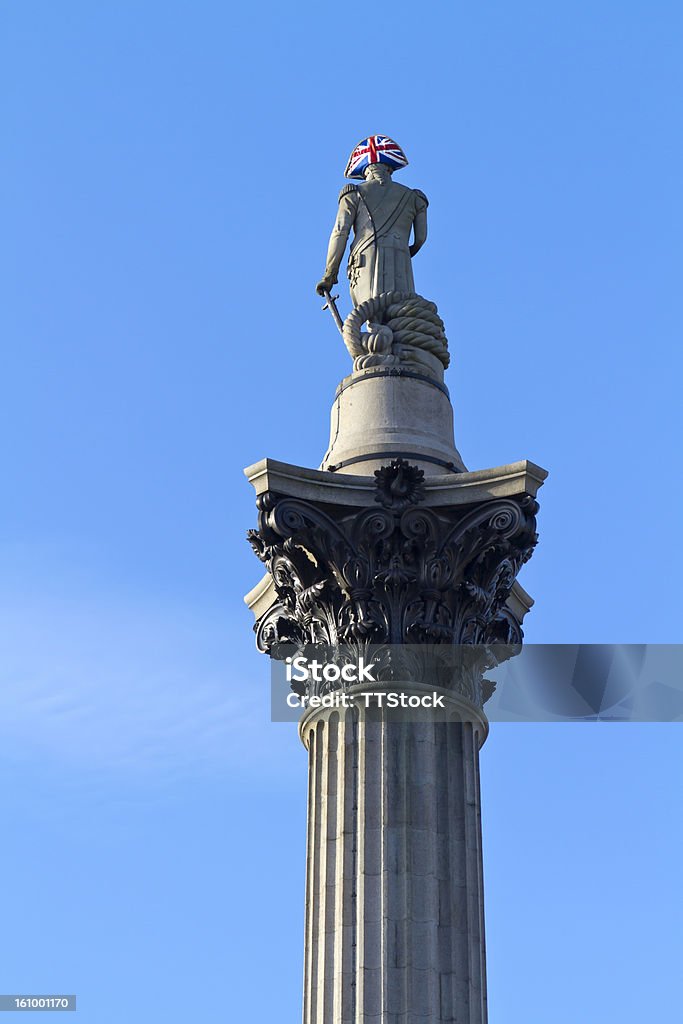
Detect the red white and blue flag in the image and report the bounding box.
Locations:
[344,135,409,179]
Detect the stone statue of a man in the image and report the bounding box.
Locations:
[316,135,428,307]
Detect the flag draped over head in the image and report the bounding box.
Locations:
[344,135,409,180]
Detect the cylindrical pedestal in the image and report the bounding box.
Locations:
[321,368,466,476]
[300,699,488,1024]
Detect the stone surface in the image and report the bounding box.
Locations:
[317,161,427,307]
[245,458,545,663]
[320,367,465,476]
[300,703,488,1024]
[316,142,449,379]
[341,292,450,378]
[248,136,548,1021]
[245,453,546,1022]
[244,458,548,511]
[245,464,540,663]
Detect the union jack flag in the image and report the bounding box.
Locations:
[344,135,409,179]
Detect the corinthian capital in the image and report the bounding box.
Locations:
[246,460,543,692]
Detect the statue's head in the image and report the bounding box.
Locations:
[344,135,408,180]
[363,163,392,183]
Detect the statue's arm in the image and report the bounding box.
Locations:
[409,189,428,258]
[316,190,358,296]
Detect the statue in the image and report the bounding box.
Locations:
[316,136,450,378]
[315,136,428,306]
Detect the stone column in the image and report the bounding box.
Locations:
[300,695,488,1024]
[245,446,546,1024]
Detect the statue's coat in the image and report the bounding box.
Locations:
[322,180,428,306]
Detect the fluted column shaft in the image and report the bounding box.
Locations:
[300,702,488,1024]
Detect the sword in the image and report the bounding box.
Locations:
[321,290,344,336]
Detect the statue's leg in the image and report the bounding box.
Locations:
[394,245,415,296]
[350,249,376,309]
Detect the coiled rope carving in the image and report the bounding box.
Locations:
[342,291,450,370]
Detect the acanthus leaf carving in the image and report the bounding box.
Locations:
[247,467,540,708]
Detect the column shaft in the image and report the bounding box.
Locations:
[301,708,487,1024]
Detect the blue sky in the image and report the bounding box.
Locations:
[2,1,682,1020]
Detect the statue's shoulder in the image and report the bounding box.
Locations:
[338,183,359,203]
[412,188,429,207]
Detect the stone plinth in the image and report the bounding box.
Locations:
[321,368,466,477]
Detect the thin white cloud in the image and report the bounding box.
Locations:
[0,547,301,782]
